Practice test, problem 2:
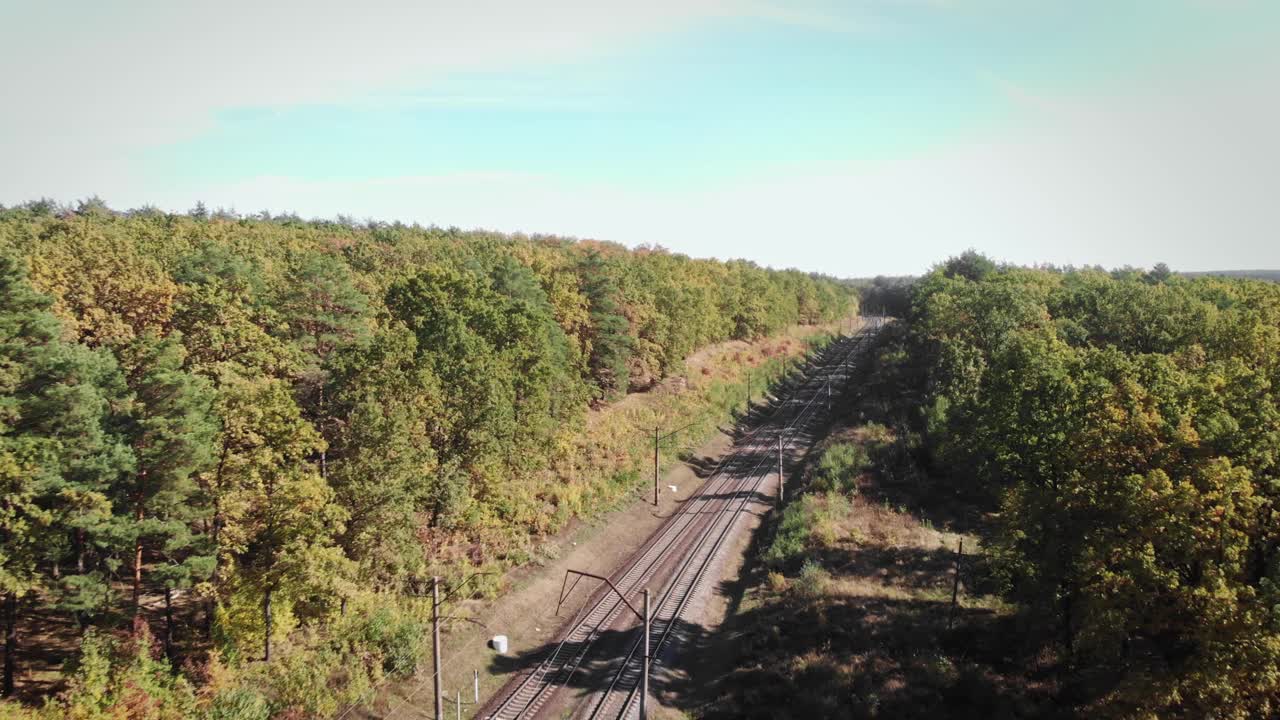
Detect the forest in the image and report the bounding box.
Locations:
[705,254,1280,719]
[885,253,1280,717]
[0,199,851,717]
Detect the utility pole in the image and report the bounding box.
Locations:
[653,427,660,506]
[433,576,442,720]
[429,572,492,719]
[379,574,488,720]
[778,435,785,503]
[644,420,700,506]
[642,588,651,720]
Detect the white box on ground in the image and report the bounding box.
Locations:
[490,635,509,654]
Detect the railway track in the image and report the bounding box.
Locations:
[480,321,881,720]
[585,324,878,720]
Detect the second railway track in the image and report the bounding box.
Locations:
[480,321,882,720]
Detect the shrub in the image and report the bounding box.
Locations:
[811,493,852,546]
[811,441,868,495]
[765,571,788,593]
[764,497,816,567]
[259,638,340,718]
[206,687,270,720]
[793,560,831,599]
[213,578,298,665]
[340,605,426,677]
[53,623,198,720]
[0,703,40,720]
[859,422,893,446]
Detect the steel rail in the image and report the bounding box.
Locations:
[581,332,868,718]
[592,327,873,720]
[481,329,866,720]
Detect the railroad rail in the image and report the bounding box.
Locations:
[480,320,881,720]
[586,325,878,720]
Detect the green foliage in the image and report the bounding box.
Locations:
[897,255,1280,717]
[0,253,133,648]
[793,559,831,599]
[0,202,852,710]
[53,623,198,720]
[325,325,440,587]
[810,442,868,495]
[0,255,108,602]
[939,249,997,282]
[577,250,633,399]
[338,605,427,677]
[204,688,269,720]
[764,496,817,568]
[114,331,218,600]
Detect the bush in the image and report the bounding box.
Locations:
[213,578,298,665]
[811,441,868,495]
[0,703,39,720]
[764,497,816,567]
[765,571,788,593]
[259,638,341,718]
[53,623,198,720]
[340,605,426,677]
[793,560,831,599]
[206,687,270,720]
[811,493,852,546]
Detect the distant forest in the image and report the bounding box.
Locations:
[1183,269,1280,282]
[0,199,852,716]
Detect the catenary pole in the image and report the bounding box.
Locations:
[642,588,651,719]
[433,577,442,720]
[778,435,785,502]
[653,427,660,506]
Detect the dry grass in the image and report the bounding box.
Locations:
[699,420,1058,720]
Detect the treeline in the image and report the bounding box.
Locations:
[893,252,1280,717]
[851,274,914,318]
[0,199,851,706]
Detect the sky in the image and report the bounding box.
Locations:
[2,0,1278,277]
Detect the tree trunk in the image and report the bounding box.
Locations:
[76,528,86,574]
[133,540,143,608]
[164,586,174,661]
[3,592,16,698]
[1061,581,1075,657]
[133,510,145,613]
[133,482,146,613]
[263,587,272,662]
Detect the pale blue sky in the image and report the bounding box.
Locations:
[3,1,1277,275]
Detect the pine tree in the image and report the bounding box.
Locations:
[113,332,217,613]
[576,251,633,401]
[278,254,369,478]
[0,255,123,696]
